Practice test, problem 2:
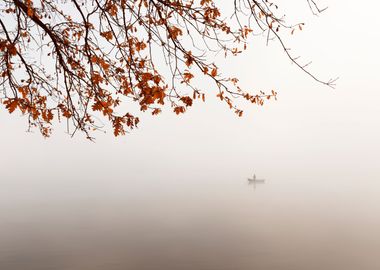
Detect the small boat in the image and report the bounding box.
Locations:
[247,174,265,182]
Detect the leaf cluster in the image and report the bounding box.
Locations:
[0,0,331,138]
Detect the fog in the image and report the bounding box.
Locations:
[1,0,380,269]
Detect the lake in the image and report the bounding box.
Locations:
[1,171,380,270]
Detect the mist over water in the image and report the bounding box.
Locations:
[1,169,380,270]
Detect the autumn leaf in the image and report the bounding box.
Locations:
[106,2,118,16]
[168,26,183,39]
[7,44,17,56]
[211,68,217,77]
[4,99,19,113]
[174,106,185,115]
[216,91,224,101]
[42,109,54,122]
[182,72,194,83]
[152,108,161,115]
[91,72,104,84]
[100,31,113,40]
[135,41,147,52]
[180,96,193,107]
[92,101,103,112]
[63,110,71,118]
[185,51,194,67]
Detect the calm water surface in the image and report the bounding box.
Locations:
[1,172,380,270]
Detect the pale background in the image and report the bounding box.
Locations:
[1,1,380,269]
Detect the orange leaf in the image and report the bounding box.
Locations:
[182,72,194,83]
[100,31,113,40]
[152,108,161,115]
[4,99,18,113]
[63,110,71,118]
[174,106,185,115]
[42,109,54,122]
[211,68,217,77]
[180,96,193,107]
[185,51,194,67]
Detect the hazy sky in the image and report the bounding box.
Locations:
[1,0,379,181]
